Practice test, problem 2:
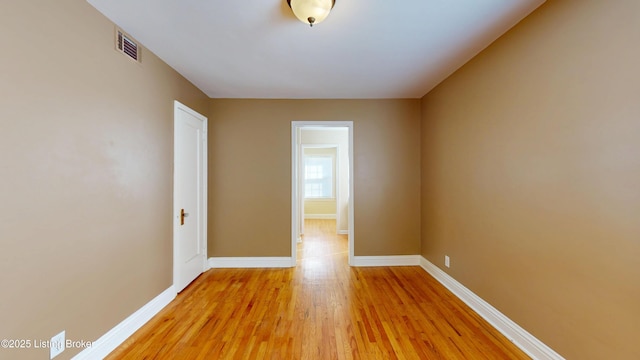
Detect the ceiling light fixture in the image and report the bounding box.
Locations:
[287,0,335,27]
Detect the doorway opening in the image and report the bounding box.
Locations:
[291,121,354,266]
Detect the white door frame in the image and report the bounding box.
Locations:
[173,100,208,292]
[291,121,354,266]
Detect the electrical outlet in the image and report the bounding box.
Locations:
[50,330,65,359]
[444,255,450,268]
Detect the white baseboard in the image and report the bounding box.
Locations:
[351,255,421,267]
[73,286,176,360]
[208,257,294,268]
[304,214,336,219]
[337,230,348,235]
[419,257,564,360]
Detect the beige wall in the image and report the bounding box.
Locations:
[209,99,421,257]
[420,0,640,359]
[304,199,336,217]
[0,1,209,359]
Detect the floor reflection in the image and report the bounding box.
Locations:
[297,219,348,280]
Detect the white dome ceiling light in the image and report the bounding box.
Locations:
[287,0,336,27]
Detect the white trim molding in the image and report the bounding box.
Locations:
[351,255,421,267]
[420,257,564,360]
[208,257,294,268]
[73,286,176,360]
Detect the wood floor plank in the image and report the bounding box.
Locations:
[106,220,530,359]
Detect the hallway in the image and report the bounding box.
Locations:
[297,219,348,266]
[107,220,529,359]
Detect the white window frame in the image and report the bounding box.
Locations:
[304,154,335,199]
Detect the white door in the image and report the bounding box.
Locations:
[174,101,207,293]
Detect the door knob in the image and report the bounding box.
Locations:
[180,209,189,225]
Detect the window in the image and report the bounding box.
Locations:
[304,155,333,198]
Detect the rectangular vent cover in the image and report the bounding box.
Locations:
[116,28,140,62]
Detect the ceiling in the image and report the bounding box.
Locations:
[87,0,545,99]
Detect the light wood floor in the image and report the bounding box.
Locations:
[107,220,530,359]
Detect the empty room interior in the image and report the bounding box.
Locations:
[1,0,639,359]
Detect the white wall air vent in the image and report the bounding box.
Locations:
[116,28,141,62]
